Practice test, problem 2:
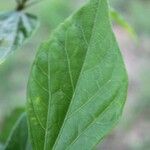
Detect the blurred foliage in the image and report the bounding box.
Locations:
[4,113,29,150]
[0,107,24,143]
[110,8,137,40]
[0,144,4,149]
[129,0,150,35]
[110,0,150,35]
[36,0,72,29]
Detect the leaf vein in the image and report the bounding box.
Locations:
[66,87,121,148]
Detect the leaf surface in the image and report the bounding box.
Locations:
[27,0,128,149]
[0,11,38,64]
[4,113,31,150]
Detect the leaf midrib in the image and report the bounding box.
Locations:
[66,85,122,149]
[44,43,52,150]
[64,31,75,92]
[52,0,102,149]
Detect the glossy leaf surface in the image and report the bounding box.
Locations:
[0,11,38,64]
[27,0,128,149]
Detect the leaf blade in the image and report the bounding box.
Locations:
[0,107,24,143]
[0,11,38,64]
[4,113,31,150]
[27,0,128,149]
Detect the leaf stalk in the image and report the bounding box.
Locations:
[16,0,29,11]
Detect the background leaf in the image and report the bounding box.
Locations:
[0,11,38,64]
[4,113,31,150]
[0,107,24,143]
[110,8,137,40]
[27,0,128,149]
[0,144,4,150]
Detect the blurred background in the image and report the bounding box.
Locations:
[0,0,150,149]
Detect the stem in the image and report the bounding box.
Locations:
[16,4,24,11]
[16,0,42,11]
[16,0,29,11]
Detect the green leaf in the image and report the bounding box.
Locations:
[27,0,128,149]
[0,144,4,150]
[4,113,30,150]
[110,8,137,40]
[0,11,38,64]
[0,107,24,143]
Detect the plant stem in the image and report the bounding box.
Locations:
[16,0,42,11]
[16,0,29,11]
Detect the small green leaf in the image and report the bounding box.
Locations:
[4,113,30,150]
[0,11,38,64]
[27,0,128,149]
[0,107,24,143]
[110,8,137,40]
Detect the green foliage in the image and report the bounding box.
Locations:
[129,0,150,35]
[110,0,150,35]
[0,11,38,64]
[37,0,72,29]
[4,113,30,150]
[0,144,4,150]
[110,8,137,40]
[0,107,24,143]
[27,0,128,149]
